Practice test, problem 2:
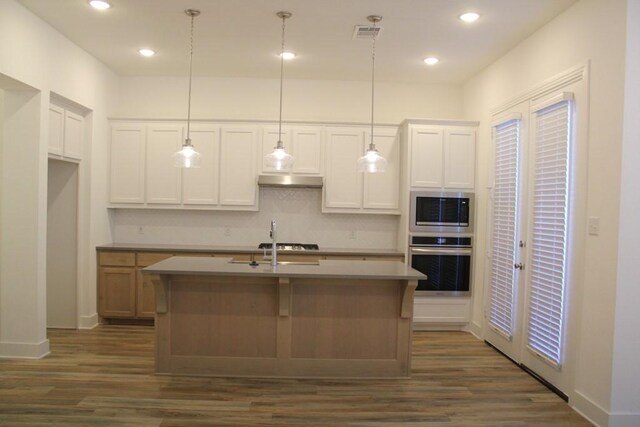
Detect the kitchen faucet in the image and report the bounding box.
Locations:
[269,220,277,268]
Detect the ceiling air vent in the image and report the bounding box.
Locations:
[352,25,382,40]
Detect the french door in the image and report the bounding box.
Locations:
[484,86,581,396]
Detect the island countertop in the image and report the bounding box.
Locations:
[143,256,425,281]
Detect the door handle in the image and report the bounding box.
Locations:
[514,262,524,270]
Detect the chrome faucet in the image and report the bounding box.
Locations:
[269,220,277,268]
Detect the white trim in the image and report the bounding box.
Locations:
[491,62,588,117]
[531,92,574,113]
[78,313,99,329]
[0,339,50,359]
[401,118,480,127]
[491,112,522,126]
[571,390,609,427]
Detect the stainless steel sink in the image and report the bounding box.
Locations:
[229,260,319,266]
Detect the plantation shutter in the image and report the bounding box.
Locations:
[488,117,521,338]
[526,95,572,367]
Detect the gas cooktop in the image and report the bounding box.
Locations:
[258,243,320,251]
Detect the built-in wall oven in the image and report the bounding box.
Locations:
[409,191,473,234]
[409,235,472,296]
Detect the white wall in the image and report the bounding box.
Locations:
[116,76,463,124]
[112,188,398,249]
[463,0,634,424]
[610,0,640,423]
[0,0,119,352]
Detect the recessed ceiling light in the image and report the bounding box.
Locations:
[138,48,156,57]
[459,12,480,23]
[423,57,439,66]
[89,0,111,10]
[279,51,296,60]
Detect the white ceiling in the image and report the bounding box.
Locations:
[17,0,577,84]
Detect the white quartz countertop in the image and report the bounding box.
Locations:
[97,243,404,257]
[143,256,424,281]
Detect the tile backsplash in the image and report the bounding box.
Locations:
[110,188,399,249]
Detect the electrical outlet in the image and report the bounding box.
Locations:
[588,217,600,236]
[224,227,231,237]
[137,226,144,235]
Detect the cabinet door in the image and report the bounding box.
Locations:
[261,126,290,173]
[324,128,364,209]
[363,129,399,210]
[444,128,476,189]
[135,270,156,319]
[183,126,220,205]
[410,126,443,188]
[99,267,136,318]
[48,104,64,156]
[146,125,183,204]
[110,125,146,203]
[220,127,258,206]
[291,127,322,175]
[63,110,83,160]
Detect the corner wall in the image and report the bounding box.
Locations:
[462,0,630,423]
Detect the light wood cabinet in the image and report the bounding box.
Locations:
[48,103,83,161]
[408,124,476,190]
[98,251,136,318]
[135,252,173,319]
[324,127,400,214]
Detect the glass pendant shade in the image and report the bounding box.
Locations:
[173,139,202,168]
[357,145,387,173]
[265,142,294,171]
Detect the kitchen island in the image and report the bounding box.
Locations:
[143,256,424,379]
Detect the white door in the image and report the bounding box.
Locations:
[291,126,322,175]
[485,88,583,397]
[183,126,220,205]
[48,104,64,156]
[410,126,443,188]
[444,127,475,189]
[110,125,146,203]
[63,110,83,160]
[261,126,290,173]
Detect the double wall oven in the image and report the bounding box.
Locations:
[408,191,474,296]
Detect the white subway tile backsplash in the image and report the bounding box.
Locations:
[111,188,399,249]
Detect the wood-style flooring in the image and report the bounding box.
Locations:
[0,325,591,426]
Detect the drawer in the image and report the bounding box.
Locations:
[137,252,174,267]
[99,251,135,267]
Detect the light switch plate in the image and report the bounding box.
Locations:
[588,217,600,236]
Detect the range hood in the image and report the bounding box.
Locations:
[257,175,323,188]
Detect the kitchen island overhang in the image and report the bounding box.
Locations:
[143,256,425,379]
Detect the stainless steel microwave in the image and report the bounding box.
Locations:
[409,191,474,233]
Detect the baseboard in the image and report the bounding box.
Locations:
[571,390,609,427]
[608,412,640,427]
[78,313,99,330]
[0,339,50,359]
[413,323,466,331]
[468,320,483,339]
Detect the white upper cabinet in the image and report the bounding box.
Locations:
[146,125,183,204]
[324,128,364,209]
[48,103,83,161]
[220,127,258,206]
[291,127,323,175]
[408,123,476,190]
[110,125,146,204]
[410,126,444,188]
[363,129,400,210]
[260,126,323,175]
[260,127,290,173]
[444,128,476,189]
[324,126,400,214]
[182,126,220,205]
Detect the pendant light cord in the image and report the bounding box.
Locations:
[369,19,377,151]
[186,11,196,144]
[277,14,286,148]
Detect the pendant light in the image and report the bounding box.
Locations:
[264,11,294,171]
[357,15,387,173]
[173,9,202,168]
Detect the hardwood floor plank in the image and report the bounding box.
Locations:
[0,326,591,426]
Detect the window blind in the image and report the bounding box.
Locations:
[526,100,571,367]
[488,119,520,339]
